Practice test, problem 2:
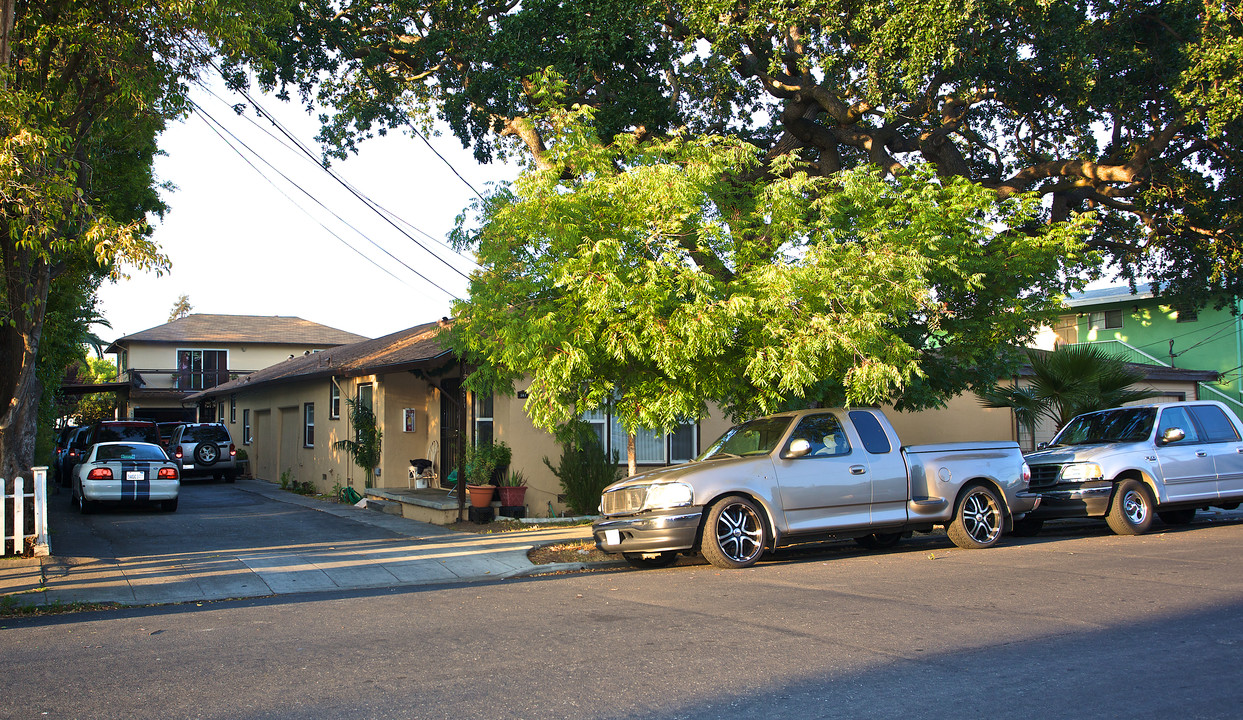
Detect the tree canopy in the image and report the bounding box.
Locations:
[257,0,1243,310]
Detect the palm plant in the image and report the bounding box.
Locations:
[334,399,382,487]
[976,345,1163,437]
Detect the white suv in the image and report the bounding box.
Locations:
[170,423,238,482]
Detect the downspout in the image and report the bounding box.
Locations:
[1236,299,1242,404]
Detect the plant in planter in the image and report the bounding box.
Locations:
[333,399,382,488]
[496,468,527,507]
[464,441,500,507]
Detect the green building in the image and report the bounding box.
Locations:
[1045,284,1243,414]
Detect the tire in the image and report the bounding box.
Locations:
[225,473,237,484]
[947,485,1004,549]
[1106,480,1154,535]
[194,443,219,465]
[1157,508,1196,526]
[701,496,767,568]
[1010,517,1044,537]
[623,551,679,569]
[162,498,179,512]
[75,485,94,515]
[855,532,903,550]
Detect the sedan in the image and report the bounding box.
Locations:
[72,441,181,513]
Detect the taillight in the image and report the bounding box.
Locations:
[229,443,236,457]
[158,467,179,480]
[87,467,113,480]
[1021,462,1032,485]
[175,445,183,460]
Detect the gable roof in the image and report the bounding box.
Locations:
[106,314,369,351]
[1064,283,1155,308]
[186,320,453,399]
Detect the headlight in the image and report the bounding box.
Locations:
[1060,463,1104,481]
[642,482,694,511]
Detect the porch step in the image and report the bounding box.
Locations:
[363,498,403,515]
[364,487,462,526]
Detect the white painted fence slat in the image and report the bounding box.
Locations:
[2,467,49,557]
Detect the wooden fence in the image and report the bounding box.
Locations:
[2,467,49,557]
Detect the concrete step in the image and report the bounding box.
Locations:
[363,498,403,515]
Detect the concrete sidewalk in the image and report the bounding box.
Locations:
[0,478,603,610]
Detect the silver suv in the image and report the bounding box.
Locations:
[170,423,238,482]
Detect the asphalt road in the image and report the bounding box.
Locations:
[3,511,1242,719]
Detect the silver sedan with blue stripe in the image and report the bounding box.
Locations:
[72,442,181,513]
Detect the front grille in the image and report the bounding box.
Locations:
[601,486,647,516]
[1028,464,1062,489]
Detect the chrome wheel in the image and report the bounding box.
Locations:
[1107,480,1154,535]
[702,496,766,568]
[1122,490,1147,524]
[947,485,1003,549]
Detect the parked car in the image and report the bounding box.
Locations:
[169,422,238,482]
[51,426,79,487]
[64,420,166,484]
[1021,400,1243,535]
[157,422,186,448]
[70,441,180,513]
[593,408,1038,569]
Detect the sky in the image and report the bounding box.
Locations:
[92,76,516,343]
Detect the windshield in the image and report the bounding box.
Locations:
[697,416,793,460]
[1050,408,1156,446]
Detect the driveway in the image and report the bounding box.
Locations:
[10,478,592,606]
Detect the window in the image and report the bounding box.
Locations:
[358,383,373,411]
[1176,308,1199,323]
[474,392,494,446]
[304,403,315,447]
[789,413,852,457]
[848,410,893,454]
[242,409,252,445]
[175,349,229,390]
[581,405,698,465]
[1158,407,1199,444]
[1189,404,1241,442]
[329,381,340,419]
[1088,310,1123,332]
[230,394,236,424]
[1053,315,1078,346]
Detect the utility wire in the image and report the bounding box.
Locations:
[210,70,474,282]
[196,82,479,270]
[191,99,462,298]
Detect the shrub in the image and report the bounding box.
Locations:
[544,423,620,515]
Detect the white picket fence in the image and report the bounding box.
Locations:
[2,467,49,557]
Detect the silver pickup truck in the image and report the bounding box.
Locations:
[1020,400,1243,535]
[593,408,1039,568]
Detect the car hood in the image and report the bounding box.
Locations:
[602,455,767,493]
[1025,442,1146,465]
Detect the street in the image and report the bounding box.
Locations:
[3,512,1242,719]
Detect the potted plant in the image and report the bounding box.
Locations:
[496,468,527,507]
[464,442,498,508]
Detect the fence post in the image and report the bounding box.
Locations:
[1,476,7,556]
[13,476,23,557]
[32,466,49,557]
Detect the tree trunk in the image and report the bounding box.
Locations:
[0,249,52,490]
[627,433,636,477]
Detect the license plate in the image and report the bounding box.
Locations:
[183,464,195,469]
[125,471,144,481]
[603,529,620,546]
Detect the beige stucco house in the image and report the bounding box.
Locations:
[106,314,368,422]
[184,317,1221,525]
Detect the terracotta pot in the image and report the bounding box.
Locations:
[496,485,526,507]
[467,484,496,508]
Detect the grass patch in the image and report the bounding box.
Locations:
[0,594,120,619]
[447,517,595,534]
[527,540,616,565]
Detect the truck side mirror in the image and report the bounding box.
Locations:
[1036,442,1048,451]
[785,439,811,459]
[1159,427,1185,444]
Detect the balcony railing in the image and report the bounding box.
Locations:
[120,368,252,392]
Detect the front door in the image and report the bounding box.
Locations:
[439,378,462,487]
[774,412,872,533]
[1156,406,1217,502]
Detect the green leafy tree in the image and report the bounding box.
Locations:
[0,0,284,484]
[168,295,193,323]
[448,113,1093,469]
[975,345,1164,437]
[256,0,1241,310]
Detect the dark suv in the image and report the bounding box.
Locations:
[169,423,238,481]
[64,420,165,484]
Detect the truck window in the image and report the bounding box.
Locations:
[1188,405,1241,442]
[1158,407,1200,443]
[789,414,851,457]
[848,411,893,454]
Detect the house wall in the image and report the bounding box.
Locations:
[120,343,343,390]
[883,394,1016,446]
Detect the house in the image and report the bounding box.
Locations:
[105,314,369,422]
[186,317,1219,524]
[1033,283,1243,415]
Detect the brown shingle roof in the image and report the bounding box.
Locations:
[187,320,453,399]
[107,314,369,351]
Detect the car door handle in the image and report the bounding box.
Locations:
[849,465,867,475]
[1236,448,1243,454]
[1196,451,1208,457]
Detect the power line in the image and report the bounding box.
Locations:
[191,99,462,298]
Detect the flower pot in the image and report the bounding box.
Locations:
[467,484,496,508]
[496,485,526,507]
